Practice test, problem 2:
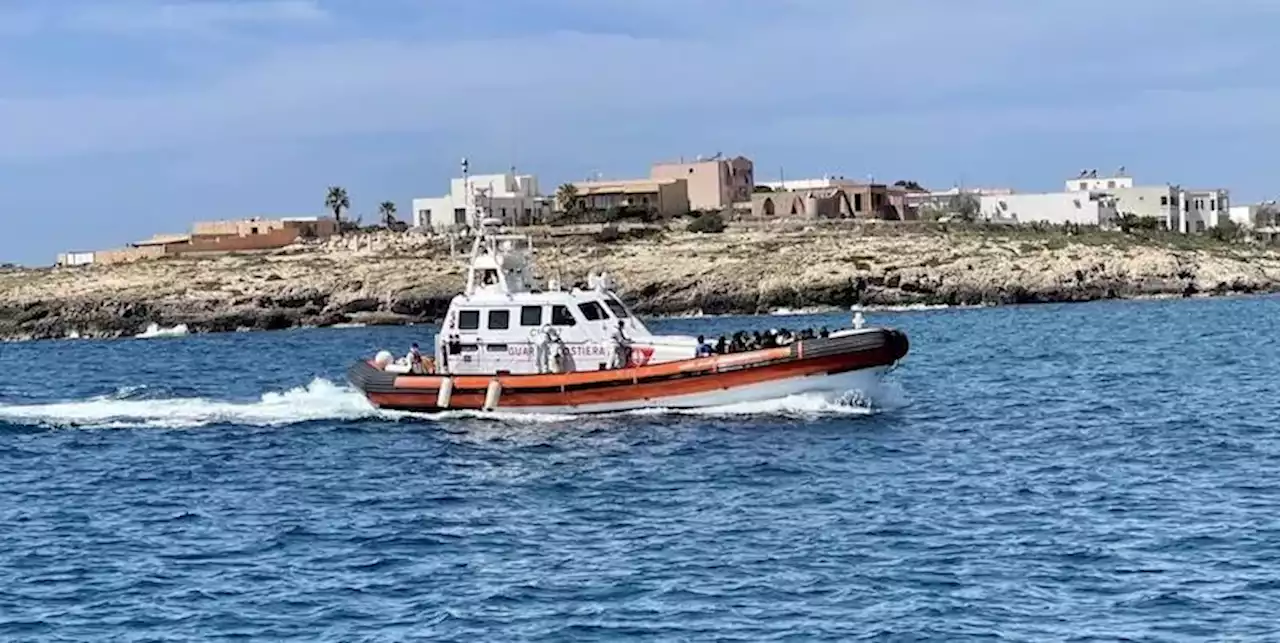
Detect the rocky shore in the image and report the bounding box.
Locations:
[3,222,1280,342]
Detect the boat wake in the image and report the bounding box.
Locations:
[0,378,905,430]
[0,379,384,429]
[627,379,907,418]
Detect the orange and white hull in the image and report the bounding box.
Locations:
[348,328,908,414]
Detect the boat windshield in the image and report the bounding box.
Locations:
[578,301,607,321]
[605,296,631,318]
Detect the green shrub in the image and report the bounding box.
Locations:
[1208,220,1242,243]
[688,211,727,234]
[595,224,621,243]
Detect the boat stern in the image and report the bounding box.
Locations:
[347,360,399,407]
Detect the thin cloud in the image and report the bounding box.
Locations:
[0,0,1277,162]
[67,0,329,35]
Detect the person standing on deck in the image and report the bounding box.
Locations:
[609,320,631,369]
[533,326,551,374]
[407,343,424,374]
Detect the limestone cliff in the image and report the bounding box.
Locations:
[3,223,1279,341]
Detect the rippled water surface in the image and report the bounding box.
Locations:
[3,297,1280,640]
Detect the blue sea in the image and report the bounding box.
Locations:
[2,296,1279,641]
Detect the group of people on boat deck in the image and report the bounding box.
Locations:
[696,327,830,356]
[397,322,837,376]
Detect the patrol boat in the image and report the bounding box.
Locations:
[347,208,908,414]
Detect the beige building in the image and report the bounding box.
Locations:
[750,183,908,220]
[650,155,754,212]
[56,216,339,266]
[750,189,851,218]
[193,216,338,238]
[568,178,691,218]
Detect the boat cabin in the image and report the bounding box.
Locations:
[435,218,695,375]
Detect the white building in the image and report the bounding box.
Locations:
[981,191,1117,226]
[412,171,551,231]
[905,186,1014,212]
[1108,185,1178,227]
[1065,170,1135,192]
[1229,204,1255,228]
[1180,188,1230,232]
[1229,203,1277,229]
[56,251,95,267]
[1062,171,1229,233]
[758,175,867,191]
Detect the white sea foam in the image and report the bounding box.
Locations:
[769,306,838,316]
[135,323,190,339]
[849,303,953,312]
[0,379,382,429]
[627,379,907,418]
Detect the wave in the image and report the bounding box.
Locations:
[135,323,190,339]
[628,379,907,418]
[626,394,874,418]
[0,379,383,429]
[769,306,839,316]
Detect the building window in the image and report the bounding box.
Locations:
[520,305,543,326]
[551,305,576,326]
[454,208,467,223]
[1107,180,1116,188]
[418,209,430,222]
[500,207,507,217]
[1080,182,1088,190]
[458,310,480,330]
[1210,200,1216,210]
[250,227,259,235]
[1160,196,1169,206]
[487,309,510,330]
[854,194,864,211]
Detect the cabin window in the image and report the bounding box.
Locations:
[487,310,510,330]
[578,301,606,321]
[520,305,543,326]
[551,305,576,326]
[458,310,480,330]
[605,297,630,318]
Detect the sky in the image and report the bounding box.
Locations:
[3,0,1280,265]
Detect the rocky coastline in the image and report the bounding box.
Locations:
[3,222,1280,342]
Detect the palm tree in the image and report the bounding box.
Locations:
[325,186,350,233]
[555,183,579,217]
[378,201,398,228]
